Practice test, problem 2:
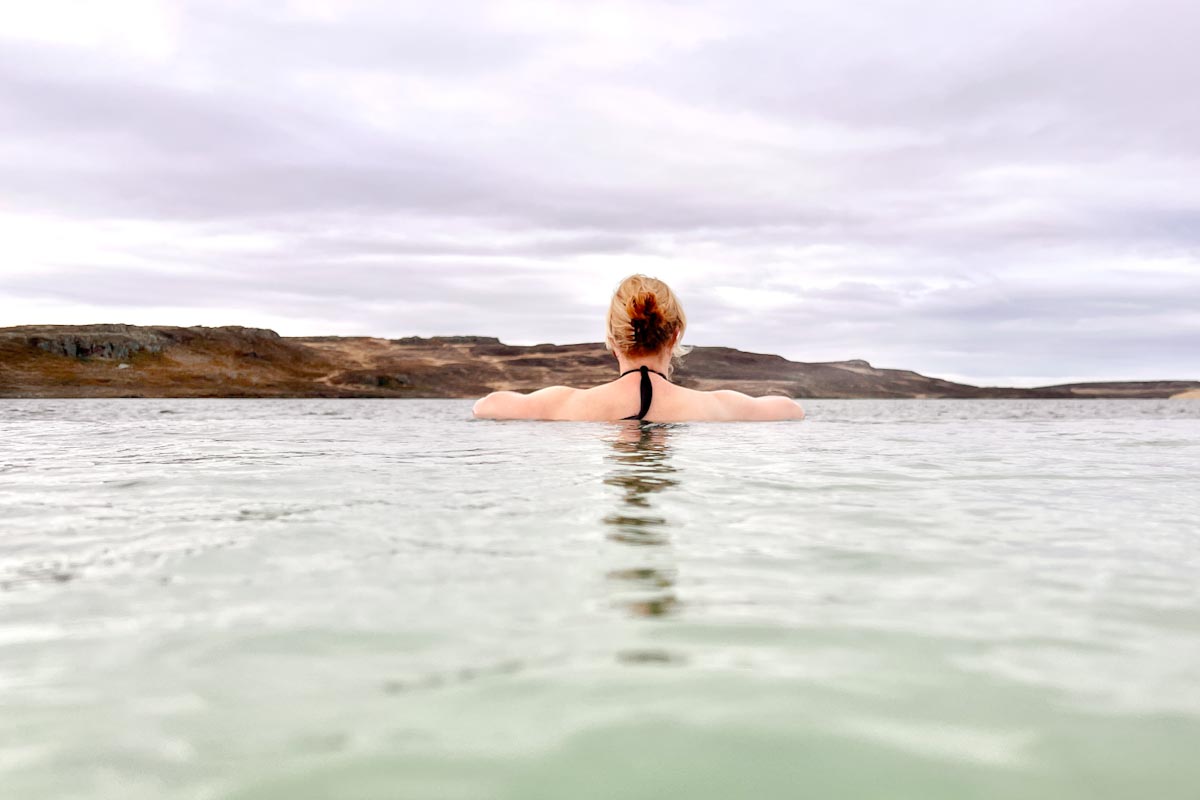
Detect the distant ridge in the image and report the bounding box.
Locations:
[1,325,1196,399]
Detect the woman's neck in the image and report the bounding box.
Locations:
[616,352,672,377]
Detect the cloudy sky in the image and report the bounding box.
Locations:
[1,0,1197,385]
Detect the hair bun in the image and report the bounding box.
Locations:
[628,292,660,322]
[627,292,670,350]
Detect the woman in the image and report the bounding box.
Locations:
[472,275,805,422]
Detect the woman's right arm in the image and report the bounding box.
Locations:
[713,390,805,421]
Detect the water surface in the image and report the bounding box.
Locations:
[2,399,1199,798]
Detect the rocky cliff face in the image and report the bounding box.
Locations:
[27,328,165,360]
[1,325,1196,399]
[6,324,283,359]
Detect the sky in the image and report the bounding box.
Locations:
[1,0,1197,386]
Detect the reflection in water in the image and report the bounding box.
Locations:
[603,423,681,618]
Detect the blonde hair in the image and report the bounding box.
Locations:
[605,274,689,361]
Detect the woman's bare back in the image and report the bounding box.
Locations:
[473,369,804,422]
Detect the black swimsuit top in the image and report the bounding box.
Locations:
[621,366,669,421]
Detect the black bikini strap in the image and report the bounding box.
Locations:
[620,365,667,421]
[619,366,668,380]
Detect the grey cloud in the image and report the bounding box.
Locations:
[1,0,1198,384]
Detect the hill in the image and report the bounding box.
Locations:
[1,325,1196,399]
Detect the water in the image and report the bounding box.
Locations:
[2,399,1199,799]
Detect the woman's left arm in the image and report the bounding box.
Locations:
[472,386,576,420]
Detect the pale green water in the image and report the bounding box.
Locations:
[1,399,1199,799]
